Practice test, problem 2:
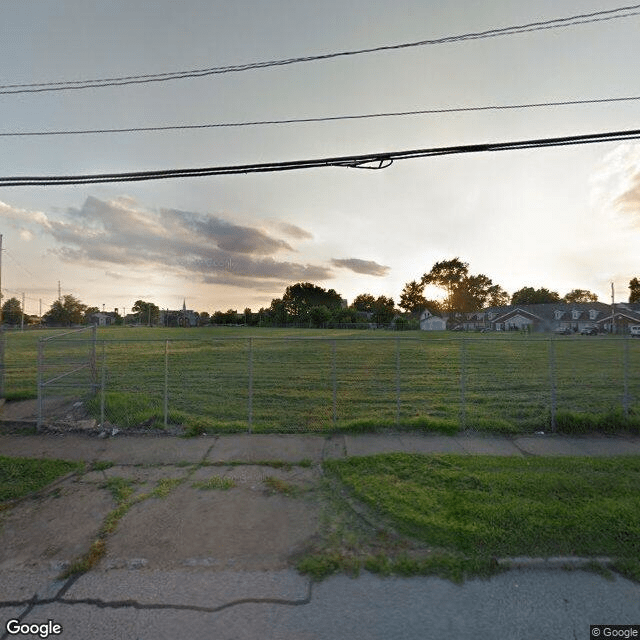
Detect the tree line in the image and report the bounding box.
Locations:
[3,259,639,327]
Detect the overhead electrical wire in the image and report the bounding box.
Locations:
[1,4,639,95]
[1,95,639,137]
[2,128,639,187]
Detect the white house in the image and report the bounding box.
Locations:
[419,309,447,331]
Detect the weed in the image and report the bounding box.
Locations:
[192,476,236,490]
[151,478,184,498]
[92,461,114,472]
[264,476,300,496]
[59,539,106,579]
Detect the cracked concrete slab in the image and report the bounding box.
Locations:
[0,434,107,462]
[0,481,113,573]
[206,434,325,464]
[455,435,524,455]
[94,436,212,465]
[100,482,320,572]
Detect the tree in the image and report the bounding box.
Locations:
[352,293,376,313]
[1,297,23,325]
[563,289,598,304]
[511,287,561,305]
[421,258,468,314]
[399,281,428,314]
[629,278,640,303]
[486,284,510,307]
[309,305,332,327]
[132,300,160,326]
[43,295,88,326]
[282,283,343,321]
[421,258,506,317]
[372,295,395,324]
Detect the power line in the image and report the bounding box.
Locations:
[1,128,639,187]
[1,95,639,137]
[1,4,639,95]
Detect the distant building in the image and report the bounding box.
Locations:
[455,302,640,334]
[87,311,118,326]
[419,309,447,331]
[160,300,198,327]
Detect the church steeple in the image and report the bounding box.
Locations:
[182,299,187,312]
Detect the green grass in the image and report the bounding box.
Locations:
[0,456,83,502]
[192,476,236,490]
[5,326,640,434]
[306,453,640,582]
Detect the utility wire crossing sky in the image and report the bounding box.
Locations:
[0,0,639,315]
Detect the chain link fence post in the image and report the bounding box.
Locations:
[248,337,253,433]
[460,337,467,429]
[395,337,401,427]
[549,338,557,432]
[100,340,106,428]
[37,338,44,432]
[623,336,630,419]
[164,340,169,429]
[0,327,5,399]
[331,340,337,428]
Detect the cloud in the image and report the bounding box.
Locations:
[592,143,640,225]
[8,196,333,287]
[331,258,390,276]
[273,221,313,240]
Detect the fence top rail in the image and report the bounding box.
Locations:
[38,325,96,342]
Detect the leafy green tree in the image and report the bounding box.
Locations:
[563,289,598,303]
[511,287,561,305]
[309,305,332,327]
[352,293,376,313]
[132,300,160,325]
[629,278,640,303]
[399,280,428,314]
[282,283,342,321]
[1,297,23,325]
[43,295,88,326]
[421,258,468,314]
[421,258,506,316]
[372,295,395,324]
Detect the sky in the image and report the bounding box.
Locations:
[0,0,639,317]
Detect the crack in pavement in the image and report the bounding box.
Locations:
[0,578,313,625]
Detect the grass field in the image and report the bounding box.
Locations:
[5,326,640,434]
[299,453,640,582]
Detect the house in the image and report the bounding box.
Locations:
[87,311,118,327]
[596,303,640,334]
[457,302,630,333]
[419,309,447,331]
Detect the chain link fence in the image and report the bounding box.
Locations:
[35,334,640,434]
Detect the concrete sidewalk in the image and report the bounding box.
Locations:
[1,431,639,639]
[3,430,640,464]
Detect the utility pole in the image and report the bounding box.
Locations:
[0,234,3,326]
[21,292,25,332]
[611,282,616,335]
[58,281,61,302]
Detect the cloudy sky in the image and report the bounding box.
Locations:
[1,0,639,317]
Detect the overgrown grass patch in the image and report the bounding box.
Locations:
[321,453,640,582]
[192,476,236,490]
[0,456,83,502]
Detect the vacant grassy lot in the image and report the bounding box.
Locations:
[6,326,640,434]
[301,453,640,582]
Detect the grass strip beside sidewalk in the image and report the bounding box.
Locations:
[0,455,83,502]
[308,453,640,582]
